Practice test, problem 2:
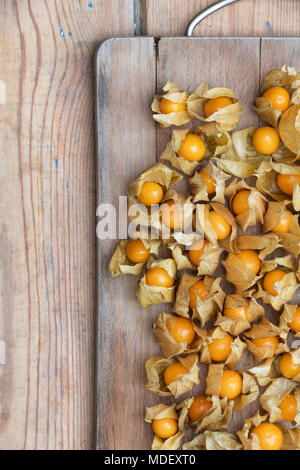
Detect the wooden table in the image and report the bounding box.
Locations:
[0,0,300,451]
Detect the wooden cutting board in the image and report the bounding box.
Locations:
[96,37,300,450]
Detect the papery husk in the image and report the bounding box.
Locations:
[244,317,288,362]
[177,395,233,433]
[215,128,269,178]
[288,349,300,383]
[187,82,243,132]
[145,354,200,398]
[279,426,300,450]
[237,411,268,450]
[145,403,178,422]
[256,160,300,211]
[254,96,282,128]
[168,238,223,276]
[254,255,298,311]
[153,312,206,358]
[109,239,160,277]
[151,81,191,128]
[205,365,259,410]
[224,179,267,231]
[195,202,238,252]
[263,201,300,257]
[152,432,184,450]
[236,233,281,260]
[189,160,230,203]
[249,358,277,386]
[279,304,300,340]
[136,257,176,308]
[183,431,242,451]
[260,65,299,95]
[200,327,246,369]
[128,163,182,226]
[223,251,263,294]
[215,294,264,336]
[173,273,225,326]
[159,189,195,237]
[279,103,300,154]
[160,128,202,176]
[259,378,300,425]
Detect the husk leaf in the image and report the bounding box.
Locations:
[244,317,288,362]
[109,239,160,277]
[189,160,230,203]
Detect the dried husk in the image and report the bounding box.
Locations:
[151,81,191,128]
[254,255,298,311]
[187,82,243,131]
[173,273,226,326]
[279,426,300,450]
[254,96,282,128]
[205,365,259,410]
[236,233,281,260]
[225,179,267,231]
[279,304,300,340]
[168,238,223,276]
[109,239,160,277]
[183,430,242,451]
[256,160,300,211]
[237,411,268,450]
[177,395,233,433]
[244,317,288,362]
[263,201,300,257]
[160,124,230,176]
[215,294,264,336]
[128,163,182,227]
[222,251,263,294]
[136,257,176,308]
[145,354,200,398]
[279,103,300,154]
[249,357,277,386]
[152,432,184,450]
[194,202,238,252]
[153,312,206,358]
[189,160,230,203]
[159,189,195,237]
[200,327,246,369]
[260,378,300,425]
[145,403,184,450]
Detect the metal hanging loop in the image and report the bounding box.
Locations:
[186,0,241,37]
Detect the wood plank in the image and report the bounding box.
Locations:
[96,37,157,450]
[145,0,300,37]
[0,0,134,450]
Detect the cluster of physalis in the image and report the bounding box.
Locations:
[109,66,300,450]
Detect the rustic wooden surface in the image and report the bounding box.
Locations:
[1,0,300,451]
[96,36,300,450]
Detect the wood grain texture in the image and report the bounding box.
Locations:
[0,0,133,450]
[145,0,300,37]
[96,37,157,450]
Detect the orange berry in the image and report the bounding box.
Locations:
[208,333,233,362]
[204,97,233,118]
[138,182,164,206]
[188,239,208,267]
[219,370,243,400]
[210,211,231,240]
[189,280,208,309]
[166,316,195,345]
[235,250,261,275]
[271,210,292,233]
[160,98,187,114]
[253,126,280,155]
[263,86,290,112]
[199,167,216,194]
[252,423,283,450]
[224,299,250,320]
[277,173,300,196]
[232,190,250,215]
[161,200,182,230]
[146,267,174,288]
[288,307,300,333]
[177,134,206,162]
[252,336,279,354]
[188,396,212,421]
[263,270,285,296]
[125,239,150,264]
[152,418,178,439]
[279,394,297,422]
[279,353,300,379]
[164,362,189,386]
